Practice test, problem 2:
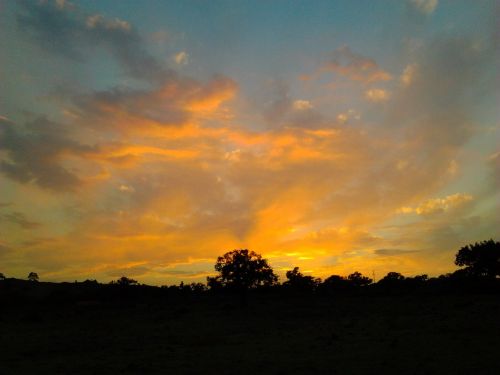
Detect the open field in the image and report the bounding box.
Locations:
[1,293,499,375]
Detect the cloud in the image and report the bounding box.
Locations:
[106,265,150,278]
[0,117,93,191]
[150,30,170,44]
[365,88,390,102]
[336,109,361,124]
[174,51,189,65]
[85,13,131,31]
[69,74,237,133]
[17,0,169,82]
[293,100,313,111]
[259,80,325,129]
[409,0,438,15]
[118,184,135,193]
[399,193,473,215]
[374,249,420,256]
[305,46,392,84]
[486,151,500,192]
[400,64,418,86]
[0,243,13,258]
[1,212,41,229]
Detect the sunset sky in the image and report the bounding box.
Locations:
[0,0,498,284]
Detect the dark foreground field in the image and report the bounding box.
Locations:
[1,293,499,375]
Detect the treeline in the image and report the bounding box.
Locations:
[1,239,499,304]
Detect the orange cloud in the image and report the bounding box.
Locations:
[304,46,392,84]
[398,193,473,215]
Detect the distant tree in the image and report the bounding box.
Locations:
[380,272,405,282]
[412,274,428,283]
[322,275,350,290]
[0,272,5,281]
[284,267,320,290]
[206,275,223,291]
[28,272,39,282]
[113,276,138,286]
[189,282,207,293]
[455,239,500,279]
[347,271,373,287]
[377,272,405,288]
[212,249,278,290]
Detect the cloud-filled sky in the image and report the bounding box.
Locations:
[0,0,498,284]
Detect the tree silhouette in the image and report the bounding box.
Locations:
[206,275,223,291]
[213,249,278,290]
[112,276,138,286]
[347,271,373,287]
[322,275,350,291]
[284,267,320,290]
[455,239,500,279]
[380,272,405,281]
[377,272,405,289]
[0,272,5,281]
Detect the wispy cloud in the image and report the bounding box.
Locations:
[304,45,392,84]
[374,249,420,256]
[398,193,473,215]
[409,0,438,15]
[17,0,170,82]
[1,212,41,229]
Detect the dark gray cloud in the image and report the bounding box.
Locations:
[0,116,92,191]
[1,212,41,229]
[17,0,171,82]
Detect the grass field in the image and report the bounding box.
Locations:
[1,293,499,374]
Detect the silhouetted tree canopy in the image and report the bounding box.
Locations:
[455,239,500,279]
[347,271,373,287]
[0,272,5,280]
[377,272,405,288]
[212,249,278,290]
[28,272,39,282]
[284,267,320,290]
[321,275,352,292]
[111,276,138,286]
[206,275,223,291]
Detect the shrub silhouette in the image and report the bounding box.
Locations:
[455,239,500,279]
[28,272,39,282]
[0,272,5,281]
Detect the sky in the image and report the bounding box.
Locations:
[0,0,498,285]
